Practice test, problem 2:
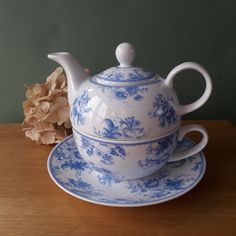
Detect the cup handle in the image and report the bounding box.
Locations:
[168,124,208,162]
[165,62,212,115]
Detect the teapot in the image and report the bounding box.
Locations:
[48,42,212,180]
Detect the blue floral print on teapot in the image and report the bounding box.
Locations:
[48,42,212,180]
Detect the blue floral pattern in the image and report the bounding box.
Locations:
[94,116,148,139]
[65,178,102,198]
[165,178,186,190]
[101,86,149,101]
[61,160,88,172]
[71,90,91,125]
[138,133,175,168]
[149,94,177,127]
[79,136,126,165]
[95,67,156,82]
[97,174,116,186]
[48,135,206,207]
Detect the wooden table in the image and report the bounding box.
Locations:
[0,120,235,236]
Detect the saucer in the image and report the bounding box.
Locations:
[47,135,206,207]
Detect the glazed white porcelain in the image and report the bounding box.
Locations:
[48,42,212,140]
[47,135,206,207]
[47,42,212,180]
[73,124,208,180]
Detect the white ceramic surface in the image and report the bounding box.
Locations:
[47,42,211,181]
[73,124,208,180]
[48,42,212,140]
[47,135,206,207]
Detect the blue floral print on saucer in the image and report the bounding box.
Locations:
[47,135,206,207]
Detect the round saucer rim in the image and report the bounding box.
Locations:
[47,135,206,207]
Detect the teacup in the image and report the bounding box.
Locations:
[48,42,212,181]
[73,124,208,181]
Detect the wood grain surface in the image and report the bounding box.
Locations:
[0,120,235,236]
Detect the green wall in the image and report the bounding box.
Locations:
[0,0,235,123]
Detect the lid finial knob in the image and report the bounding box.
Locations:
[115,42,135,67]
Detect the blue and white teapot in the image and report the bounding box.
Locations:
[48,42,212,180]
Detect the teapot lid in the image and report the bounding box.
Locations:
[93,42,158,84]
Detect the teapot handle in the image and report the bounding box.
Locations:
[164,62,212,115]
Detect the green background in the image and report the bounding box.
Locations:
[0,0,235,123]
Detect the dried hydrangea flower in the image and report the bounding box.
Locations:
[22,67,72,145]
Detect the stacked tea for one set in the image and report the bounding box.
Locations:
[47,43,212,207]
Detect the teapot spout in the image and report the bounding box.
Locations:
[47,52,89,106]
